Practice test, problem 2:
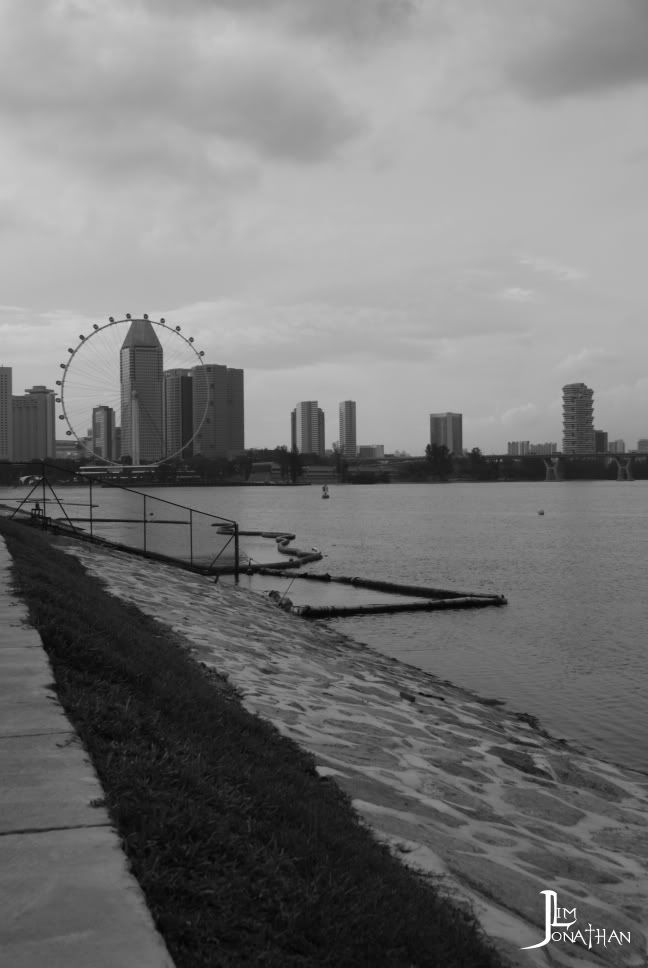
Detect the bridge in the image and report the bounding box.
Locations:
[480,452,648,482]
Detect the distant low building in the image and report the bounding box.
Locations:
[637,439,648,452]
[507,441,556,456]
[357,444,384,460]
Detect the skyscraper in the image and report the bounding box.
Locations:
[12,386,56,461]
[562,383,595,454]
[291,401,325,457]
[338,401,357,458]
[120,319,164,464]
[163,369,193,459]
[191,364,245,460]
[92,405,115,461]
[0,367,12,461]
[429,412,463,455]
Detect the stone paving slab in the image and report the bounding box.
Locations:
[0,698,71,738]
[0,827,174,968]
[0,731,112,834]
[0,647,54,698]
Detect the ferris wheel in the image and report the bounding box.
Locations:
[56,314,209,464]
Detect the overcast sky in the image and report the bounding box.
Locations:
[1,0,647,454]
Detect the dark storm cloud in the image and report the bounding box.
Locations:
[506,0,648,99]
[0,1,364,181]
[137,0,416,45]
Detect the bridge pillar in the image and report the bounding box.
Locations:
[543,457,562,482]
[611,456,634,482]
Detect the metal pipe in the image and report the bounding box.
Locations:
[143,494,147,553]
[234,523,240,583]
[89,479,94,539]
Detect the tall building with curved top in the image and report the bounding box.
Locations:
[562,383,595,454]
[120,319,163,463]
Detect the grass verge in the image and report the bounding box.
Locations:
[1,518,509,968]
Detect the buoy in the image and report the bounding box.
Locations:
[538,509,545,515]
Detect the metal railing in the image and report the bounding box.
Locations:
[7,462,241,579]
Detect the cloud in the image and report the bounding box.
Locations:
[500,402,538,425]
[135,0,416,46]
[555,347,619,373]
[496,287,535,303]
[0,1,365,187]
[504,0,648,99]
[519,255,586,283]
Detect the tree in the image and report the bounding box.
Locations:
[425,443,453,481]
[288,447,303,483]
[332,443,349,482]
[275,445,291,481]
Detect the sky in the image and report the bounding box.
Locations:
[1,0,647,455]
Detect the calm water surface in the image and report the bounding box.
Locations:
[5,480,647,772]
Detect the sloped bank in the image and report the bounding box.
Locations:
[0,518,505,968]
[54,533,648,968]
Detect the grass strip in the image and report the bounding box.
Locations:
[1,518,509,968]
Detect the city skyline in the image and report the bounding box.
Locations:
[1,3,646,455]
[3,349,648,461]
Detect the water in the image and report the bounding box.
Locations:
[4,479,647,772]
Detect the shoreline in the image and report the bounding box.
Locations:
[56,536,648,968]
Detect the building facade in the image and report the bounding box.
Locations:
[508,441,557,456]
[163,369,194,459]
[191,364,244,460]
[0,367,12,461]
[357,444,384,460]
[429,412,463,455]
[12,385,56,461]
[91,405,116,461]
[594,430,608,453]
[120,319,164,463]
[338,401,357,458]
[562,383,595,455]
[291,401,325,457]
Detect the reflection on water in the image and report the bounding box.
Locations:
[3,479,647,772]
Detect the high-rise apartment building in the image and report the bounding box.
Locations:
[608,439,625,454]
[0,367,12,461]
[429,412,463,455]
[562,383,595,455]
[637,439,648,452]
[120,319,164,463]
[92,406,115,461]
[191,364,244,460]
[594,430,608,453]
[291,401,325,457]
[338,401,357,458]
[12,385,56,461]
[163,369,193,459]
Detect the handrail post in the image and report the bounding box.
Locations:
[234,522,240,583]
[41,462,47,523]
[89,479,94,539]
[143,494,147,553]
[189,509,193,567]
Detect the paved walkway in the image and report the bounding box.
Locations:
[0,536,174,968]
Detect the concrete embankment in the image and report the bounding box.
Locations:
[57,538,648,968]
